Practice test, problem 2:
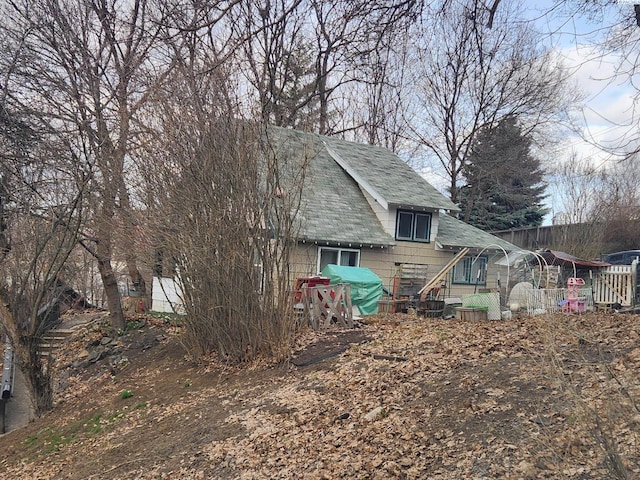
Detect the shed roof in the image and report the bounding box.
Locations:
[436,213,519,253]
[539,249,610,268]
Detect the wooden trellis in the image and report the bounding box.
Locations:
[301,284,354,330]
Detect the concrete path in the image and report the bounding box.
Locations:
[0,311,107,434]
[2,364,35,434]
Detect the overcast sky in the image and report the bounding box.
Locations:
[527,2,639,224]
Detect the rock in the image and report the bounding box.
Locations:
[72,359,89,368]
[100,336,112,345]
[77,349,89,359]
[88,348,106,363]
[334,412,350,422]
[364,406,384,421]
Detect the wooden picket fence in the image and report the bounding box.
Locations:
[593,263,638,307]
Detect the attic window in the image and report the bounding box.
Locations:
[396,210,431,243]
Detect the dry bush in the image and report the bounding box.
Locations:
[535,315,639,479]
[149,118,310,363]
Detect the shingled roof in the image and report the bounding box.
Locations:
[269,127,393,246]
[268,126,516,252]
[436,213,518,252]
[321,136,459,211]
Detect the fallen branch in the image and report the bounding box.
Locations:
[371,354,408,362]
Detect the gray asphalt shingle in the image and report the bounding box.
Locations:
[437,213,518,252]
[269,126,517,251]
[270,128,393,246]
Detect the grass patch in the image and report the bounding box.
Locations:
[120,389,134,400]
[23,410,132,456]
[43,432,75,453]
[148,311,185,325]
[83,414,103,434]
[23,434,39,446]
[24,426,78,455]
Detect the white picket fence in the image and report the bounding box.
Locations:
[522,262,638,314]
[525,287,594,315]
[592,263,637,307]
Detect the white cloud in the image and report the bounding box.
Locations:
[555,43,639,152]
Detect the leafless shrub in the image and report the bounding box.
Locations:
[534,315,638,478]
[145,94,310,362]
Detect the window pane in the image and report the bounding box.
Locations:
[340,250,359,267]
[396,211,413,239]
[471,258,487,284]
[453,257,470,283]
[414,213,430,241]
[453,256,487,285]
[319,249,338,271]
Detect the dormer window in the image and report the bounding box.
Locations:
[395,210,431,242]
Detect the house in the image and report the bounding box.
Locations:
[149,126,519,315]
[273,126,519,301]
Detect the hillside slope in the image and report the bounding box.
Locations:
[0,312,638,479]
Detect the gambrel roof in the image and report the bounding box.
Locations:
[269,126,516,252]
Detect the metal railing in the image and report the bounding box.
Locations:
[1,336,15,433]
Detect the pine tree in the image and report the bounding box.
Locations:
[458,116,547,231]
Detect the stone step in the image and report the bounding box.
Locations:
[41,329,75,340]
[38,342,64,351]
[37,328,77,358]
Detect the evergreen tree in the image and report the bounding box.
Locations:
[458,116,547,231]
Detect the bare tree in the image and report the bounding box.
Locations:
[0,0,176,329]
[229,0,423,136]
[546,153,608,257]
[0,105,86,413]
[598,159,640,252]
[309,0,423,135]
[411,0,576,203]
[230,0,321,129]
[345,26,415,152]
[548,153,640,256]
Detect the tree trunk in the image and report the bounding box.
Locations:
[95,203,125,329]
[97,255,125,330]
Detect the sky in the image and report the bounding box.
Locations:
[528,2,640,223]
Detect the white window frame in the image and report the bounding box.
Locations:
[452,255,487,285]
[395,210,431,243]
[317,247,360,273]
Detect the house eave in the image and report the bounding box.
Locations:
[436,241,514,255]
[298,236,395,249]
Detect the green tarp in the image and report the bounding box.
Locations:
[321,265,383,315]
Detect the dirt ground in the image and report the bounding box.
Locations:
[0,310,638,479]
